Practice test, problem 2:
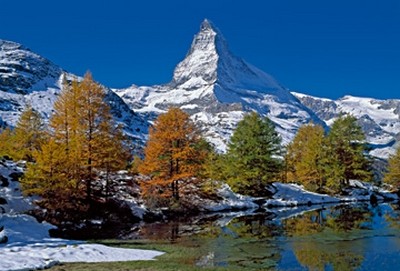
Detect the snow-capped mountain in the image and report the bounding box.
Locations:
[293,92,400,158]
[1,20,399,159]
[114,19,323,151]
[0,39,148,146]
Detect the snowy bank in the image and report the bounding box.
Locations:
[265,183,341,207]
[199,183,258,212]
[342,179,398,201]
[0,160,164,271]
[0,243,164,271]
[264,181,398,208]
[196,181,398,214]
[0,214,164,271]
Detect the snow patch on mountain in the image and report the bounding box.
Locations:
[114,19,324,151]
[293,92,400,158]
[0,39,148,149]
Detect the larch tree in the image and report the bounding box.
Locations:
[12,106,47,162]
[22,138,86,216]
[139,107,208,208]
[23,72,129,214]
[78,72,114,202]
[223,112,283,196]
[96,122,131,200]
[285,123,326,192]
[0,127,14,158]
[324,115,372,191]
[384,146,400,190]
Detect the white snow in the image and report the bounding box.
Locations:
[264,181,398,208]
[292,92,400,159]
[265,183,341,207]
[0,160,163,271]
[113,20,321,153]
[201,183,258,211]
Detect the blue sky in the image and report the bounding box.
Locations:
[1,0,399,99]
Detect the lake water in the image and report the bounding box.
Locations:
[136,203,400,270]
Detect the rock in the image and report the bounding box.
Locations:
[0,225,7,244]
[0,175,9,187]
[0,235,8,244]
[370,194,378,205]
[8,171,23,182]
[0,197,7,205]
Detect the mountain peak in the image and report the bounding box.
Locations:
[0,39,24,51]
[200,19,213,31]
[172,20,288,97]
[0,39,61,94]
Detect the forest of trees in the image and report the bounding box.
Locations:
[285,116,373,193]
[1,73,130,220]
[1,76,400,218]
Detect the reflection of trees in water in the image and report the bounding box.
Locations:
[137,204,384,270]
[384,203,400,230]
[209,213,282,269]
[225,213,282,239]
[139,221,182,241]
[293,242,363,271]
[283,204,373,237]
[327,204,372,232]
[284,204,374,271]
[283,209,325,236]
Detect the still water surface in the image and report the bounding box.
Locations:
[137,203,400,270]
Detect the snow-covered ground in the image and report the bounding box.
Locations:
[0,214,164,271]
[0,159,163,271]
[200,183,259,211]
[265,181,397,208]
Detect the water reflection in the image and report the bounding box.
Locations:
[136,203,400,270]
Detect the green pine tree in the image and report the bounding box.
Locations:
[324,115,372,192]
[223,112,283,196]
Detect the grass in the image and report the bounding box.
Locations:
[46,239,250,271]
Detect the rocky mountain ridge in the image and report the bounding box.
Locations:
[293,92,400,158]
[1,20,399,158]
[0,40,148,147]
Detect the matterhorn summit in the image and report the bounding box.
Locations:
[115,19,322,150]
[172,19,290,99]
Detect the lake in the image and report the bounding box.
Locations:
[133,203,400,270]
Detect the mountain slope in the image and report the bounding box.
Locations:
[0,39,148,147]
[115,19,324,151]
[293,92,400,158]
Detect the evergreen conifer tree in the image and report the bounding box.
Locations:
[324,115,372,191]
[223,112,283,196]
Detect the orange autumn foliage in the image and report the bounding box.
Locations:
[139,108,208,207]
